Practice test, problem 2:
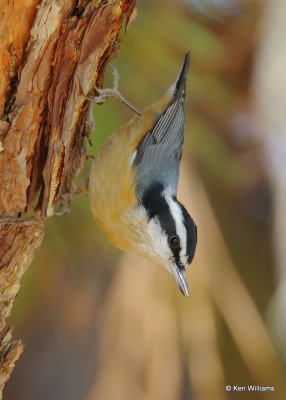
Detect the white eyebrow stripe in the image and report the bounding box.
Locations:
[130,150,137,166]
[164,191,187,265]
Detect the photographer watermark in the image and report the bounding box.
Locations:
[225,385,275,392]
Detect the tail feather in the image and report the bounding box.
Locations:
[173,52,190,101]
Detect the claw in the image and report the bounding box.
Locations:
[54,193,73,216]
[54,178,89,216]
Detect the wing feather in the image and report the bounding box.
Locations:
[134,99,185,196]
[133,53,189,198]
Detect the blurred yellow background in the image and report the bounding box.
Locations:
[6,1,286,399]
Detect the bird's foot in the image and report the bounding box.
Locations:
[54,192,73,216]
[89,65,142,116]
[54,177,89,216]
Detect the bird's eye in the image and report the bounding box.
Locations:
[169,235,180,249]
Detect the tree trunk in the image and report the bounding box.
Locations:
[0,0,135,396]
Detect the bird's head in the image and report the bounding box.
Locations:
[134,183,197,297]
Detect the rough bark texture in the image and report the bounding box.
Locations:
[0,0,135,396]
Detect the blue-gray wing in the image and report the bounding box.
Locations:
[133,98,185,197]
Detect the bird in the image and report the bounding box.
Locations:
[88,53,197,296]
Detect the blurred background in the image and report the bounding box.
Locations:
[6,0,286,399]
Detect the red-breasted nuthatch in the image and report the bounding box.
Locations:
[89,53,197,296]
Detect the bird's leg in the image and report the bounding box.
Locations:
[89,65,142,116]
[110,63,120,91]
[54,176,90,216]
[74,176,89,196]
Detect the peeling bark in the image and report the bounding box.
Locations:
[0,0,135,395]
[0,329,23,397]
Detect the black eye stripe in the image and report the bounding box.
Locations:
[142,184,176,232]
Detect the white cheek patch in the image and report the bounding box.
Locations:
[164,193,188,266]
[148,217,171,262]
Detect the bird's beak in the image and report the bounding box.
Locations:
[170,263,189,297]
